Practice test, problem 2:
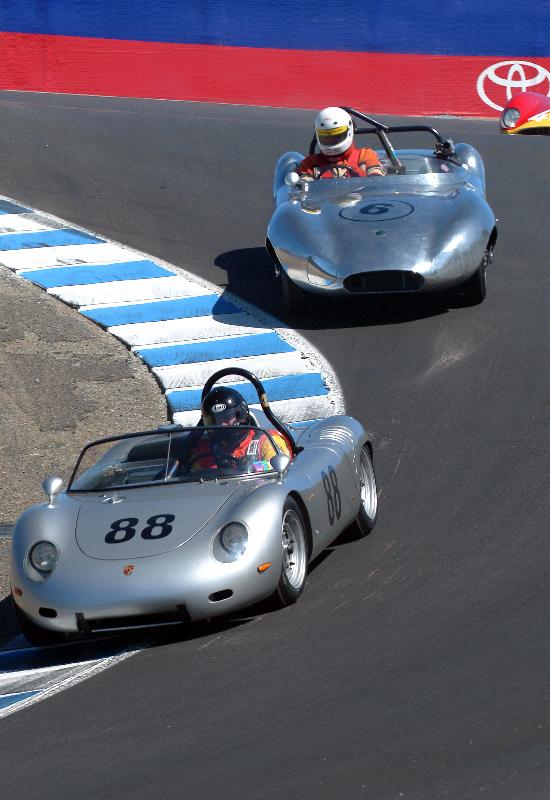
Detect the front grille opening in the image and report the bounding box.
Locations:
[76,606,191,634]
[39,607,57,618]
[344,271,424,293]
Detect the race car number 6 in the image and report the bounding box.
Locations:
[105,514,176,543]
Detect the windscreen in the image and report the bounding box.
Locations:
[69,426,280,491]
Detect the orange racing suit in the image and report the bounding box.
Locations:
[298,145,383,179]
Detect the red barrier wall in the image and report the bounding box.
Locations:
[2,22,550,117]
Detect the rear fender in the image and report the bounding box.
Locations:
[291,443,360,557]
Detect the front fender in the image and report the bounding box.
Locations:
[453,143,486,195]
[273,151,305,203]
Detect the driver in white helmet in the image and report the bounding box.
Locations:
[298,107,384,180]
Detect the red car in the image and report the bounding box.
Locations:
[500,91,550,135]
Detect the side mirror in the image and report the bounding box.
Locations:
[284,171,301,187]
[270,454,290,478]
[42,476,64,507]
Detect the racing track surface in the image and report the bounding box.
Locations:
[1,93,549,799]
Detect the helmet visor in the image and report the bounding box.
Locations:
[316,124,350,148]
[205,405,241,426]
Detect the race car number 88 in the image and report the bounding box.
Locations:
[321,467,341,526]
[105,514,175,543]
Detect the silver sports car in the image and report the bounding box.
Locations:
[10,369,377,646]
[266,107,498,314]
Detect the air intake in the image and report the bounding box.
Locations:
[344,271,424,293]
[75,605,191,634]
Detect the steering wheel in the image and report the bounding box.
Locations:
[317,163,362,179]
[176,454,207,474]
[215,454,242,470]
[177,452,245,475]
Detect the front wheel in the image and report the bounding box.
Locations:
[281,269,310,317]
[355,444,378,537]
[454,252,488,306]
[273,497,309,607]
[14,604,71,647]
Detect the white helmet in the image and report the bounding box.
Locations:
[315,107,354,156]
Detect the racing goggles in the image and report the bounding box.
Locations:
[316,123,350,147]
[207,406,241,426]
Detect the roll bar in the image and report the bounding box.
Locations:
[201,367,298,454]
[308,106,454,172]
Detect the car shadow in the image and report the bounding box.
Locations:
[0,594,19,647]
[214,247,451,330]
[1,609,257,656]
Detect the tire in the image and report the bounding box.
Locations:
[355,444,378,537]
[15,605,70,647]
[273,497,309,607]
[281,269,309,317]
[455,252,488,306]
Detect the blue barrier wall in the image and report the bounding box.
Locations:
[1,0,548,55]
[1,1,549,115]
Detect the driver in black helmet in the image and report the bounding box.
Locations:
[191,386,291,472]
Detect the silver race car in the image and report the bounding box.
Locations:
[10,369,377,646]
[266,107,498,314]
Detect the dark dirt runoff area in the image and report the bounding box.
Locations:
[0,265,167,643]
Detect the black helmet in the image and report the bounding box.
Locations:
[201,386,250,427]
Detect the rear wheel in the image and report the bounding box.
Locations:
[15,605,70,647]
[355,444,378,537]
[273,497,309,607]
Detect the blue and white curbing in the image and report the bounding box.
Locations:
[0,194,344,717]
[0,641,140,719]
[0,195,343,425]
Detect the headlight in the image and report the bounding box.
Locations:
[219,523,248,561]
[501,108,520,129]
[307,256,337,286]
[29,541,59,573]
[428,248,463,279]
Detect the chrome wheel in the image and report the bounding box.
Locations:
[359,446,378,521]
[355,445,378,537]
[273,497,309,607]
[281,508,308,590]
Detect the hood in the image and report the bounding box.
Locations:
[74,481,241,559]
[270,171,489,278]
[298,175,477,273]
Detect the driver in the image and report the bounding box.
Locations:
[191,386,292,472]
[298,107,385,180]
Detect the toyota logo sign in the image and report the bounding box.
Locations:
[477,60,550,112]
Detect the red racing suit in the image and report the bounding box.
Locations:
[192,427,292,473]
[298,145,383,179]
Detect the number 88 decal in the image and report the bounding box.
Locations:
[321,467,341,526]
[105,514,175,543]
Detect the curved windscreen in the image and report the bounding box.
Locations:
[69,426,281,492]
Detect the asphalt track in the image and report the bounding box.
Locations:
[1,92,549,799]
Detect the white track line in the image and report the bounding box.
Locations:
[154,351,314,389]
[0,647,141,720]
[50,276,207,306]
[0,242,137,270]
